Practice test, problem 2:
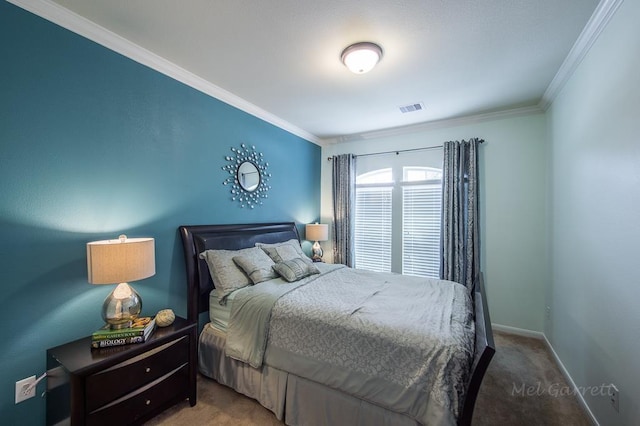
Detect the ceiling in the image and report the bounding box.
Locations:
[45,0,600,143]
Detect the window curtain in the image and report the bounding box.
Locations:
[440,138,481,289]
[331,154,356,266]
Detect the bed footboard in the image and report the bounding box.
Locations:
[459,272,495,425]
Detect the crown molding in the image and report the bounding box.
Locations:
[9,0,620,146]
[539,0,624,110]
[7,0,323,146]
[323,105,543,144]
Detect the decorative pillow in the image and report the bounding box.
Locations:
[233,250,278,284]
[199,247,265,304]
[272,257,320,282]
[256,239,309,263]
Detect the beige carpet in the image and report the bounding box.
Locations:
[145,331,592,425]
[472,331,591,426]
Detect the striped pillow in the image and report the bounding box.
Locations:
[272,257,320,282]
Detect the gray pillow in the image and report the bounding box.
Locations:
[256,239,309,263]
[272,257,320,282]
[233,250,278,284]
[199,247,266,304]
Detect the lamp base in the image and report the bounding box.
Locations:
[311,241,324,263]
[102,283,142,329]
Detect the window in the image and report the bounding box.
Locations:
[354,164,442,278]
[402,169,442,277]
[354,169,392,272]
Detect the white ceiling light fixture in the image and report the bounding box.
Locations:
[341,42,383,74]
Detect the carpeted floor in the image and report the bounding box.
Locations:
[472,331,591,426]
[145,331,592,425]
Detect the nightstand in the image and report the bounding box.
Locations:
[46,316,197,426]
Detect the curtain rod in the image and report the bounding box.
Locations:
[326,139,484,161]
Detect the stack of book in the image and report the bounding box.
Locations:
[91,316,156,349]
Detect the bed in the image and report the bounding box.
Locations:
[179,222,495,426]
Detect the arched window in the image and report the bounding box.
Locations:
[354,165,442,277]
[356,168,393,184]
[354,169,393,272]
[401,166,442,277]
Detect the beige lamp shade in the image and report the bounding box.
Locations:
[87,235,155,284]
[87,235,155,329]
[306,223,328,242]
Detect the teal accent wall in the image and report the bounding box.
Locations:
[0,3,320,424]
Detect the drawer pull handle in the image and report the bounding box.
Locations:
[145,367,151,373]
[146,399,151,405]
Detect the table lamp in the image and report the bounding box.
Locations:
[305,223,329,262]
[87,235,155,329]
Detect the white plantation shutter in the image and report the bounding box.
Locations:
[402,181,442,278]
[354,186,392,272]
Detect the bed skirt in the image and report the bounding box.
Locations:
[199,323,419,426]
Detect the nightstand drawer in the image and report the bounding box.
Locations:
[47,317,196,426]
[86,335,189,412]
[87,363,189,426]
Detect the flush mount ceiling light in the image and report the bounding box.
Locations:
[341,42,383,74]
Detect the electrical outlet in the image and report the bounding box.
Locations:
[15,376,36,404]
[610,384,619,412]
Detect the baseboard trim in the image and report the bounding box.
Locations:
[492,323,599,425]
[491,323,545,339]
[542,335,600,426]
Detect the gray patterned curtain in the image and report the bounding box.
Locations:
[331,154,355,266]
[441,138,481,289]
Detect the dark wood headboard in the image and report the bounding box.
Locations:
[179,222,300,323]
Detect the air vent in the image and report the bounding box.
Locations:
[399,103,425,114]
